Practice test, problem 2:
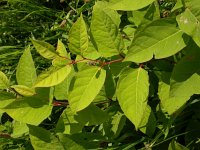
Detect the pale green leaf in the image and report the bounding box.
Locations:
[116,68,149,129]
[68,65,106,113]
[16,46,37,87]
[90,1,123,57]
[56,39,68,57]
[68,14,88,55]
[11,121,29,138]
[124,19,188,63]
[109,0,155,11]
[0,71,9,89]
[2,88,53,125]
[177,7,200,47]
[34,65,71,87]
[31,39,58,59]
[11,85,36,97]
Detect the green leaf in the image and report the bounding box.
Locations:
[75,104,109,126]
[138,105,156,137]
[11,85,36,97]
[108,0,155,11]
[168,140,189,150]
[68,65,106,113]
[34,65,71,87]
[2,88,52,125]
[54,68,74,100]
[124,19,188,63]
[68,14,88,55]
[170,51,200,98]
[0,71,9,89]
[11,121,29,138]
[90,1,123,57]
[56,39,68,57]
[0,92,16,109]
[177,0,200,47]
[116,68,149,129]
[29,125,64,150]
[31,39,58,59]
[16,46,37,87]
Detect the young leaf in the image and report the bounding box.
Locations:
[56,39,68,57]
[109,0,155,11]
[31,39,58,59]
[124,19,188,63]
[116,67,149,130]
[16,46,37,87]
[11,85,36,97]
[68,65,106,113]
[68,14,88,55]
[34,65,71,87]
[90,1,123,57]
[0,71,9,89]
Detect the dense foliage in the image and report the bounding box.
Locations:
[1,0,200,149]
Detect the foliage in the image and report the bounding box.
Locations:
[1,0,200,149]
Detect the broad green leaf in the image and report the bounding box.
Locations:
[31,39,58,59]
[75,104,109,126]
[158,72,189,115]
[170,51,200,98]
[11,121,29,138]
[177,0,200,47]
[11,85,36,97]
[34,65,71,87]
[124,19,188,63]
[68,14,88,55]
[2,88,52,125]
[16,46,37,87]
[168,140,189,150]
[116,68,149,129]
[82,41,101,60]
[68,65,106,113]
[171,0,184,12]
[109,0,155,11]
[54,68,74,100]
[0,71,9,89]
[29,125,64,150]
[90,1,123,57]
[139,105,156,137]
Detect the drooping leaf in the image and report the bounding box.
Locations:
[68,65,106,113]
[116,67,149,129]
[11,85,36,97]
[108,0,155,11]
[90,1,123,57]
[34,65,71,87]
[16,46,37,87]
[68,14,88,55]
[31,39,58,59]
[0,71,9,89]
[177,0,200,47]
[2,88,52,125]
[124,19,188,63]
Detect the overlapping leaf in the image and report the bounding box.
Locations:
[68,65,106,113]
[34,65,71,87]
[125,19,188,63]
[0,71,9,89]
[116,68,149,129]
[91,1,123,57]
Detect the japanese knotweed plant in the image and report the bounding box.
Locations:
[0,0,200,149]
